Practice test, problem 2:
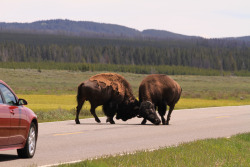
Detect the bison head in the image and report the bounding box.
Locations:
[139,101,161,125]
[116,100,140,121]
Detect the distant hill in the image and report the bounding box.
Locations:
[142,29,198,39]
[0,19,199,40]
[1,19,249,41]
[0,19,141,38]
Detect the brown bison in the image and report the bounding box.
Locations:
[139,74,182,125]
[76,73,160,125]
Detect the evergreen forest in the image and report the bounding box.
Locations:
[0,31,249,75]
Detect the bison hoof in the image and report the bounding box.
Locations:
[75,119,80,124]
[95,118,101,123]
[141,119,147,125]
[106,118,115,124]
[164,121,170,125]
[110,121,115,124]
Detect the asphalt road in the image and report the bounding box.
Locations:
[1,105,250,167]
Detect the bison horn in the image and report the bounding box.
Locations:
[146,101,153,105]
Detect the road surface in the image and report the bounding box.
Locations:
[0,105,250,167]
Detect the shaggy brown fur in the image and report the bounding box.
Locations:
[139,74,182,125]
[76,73,139,124]
[89,73,135,104]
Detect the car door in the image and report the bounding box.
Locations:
[0,92,10,147]
[0,84,27,145]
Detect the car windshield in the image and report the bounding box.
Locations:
[0,84,17,105]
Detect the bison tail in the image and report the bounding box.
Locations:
[77,83,84,102]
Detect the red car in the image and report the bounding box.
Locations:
[0,80,38,158]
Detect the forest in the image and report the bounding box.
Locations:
[0,31,249,75]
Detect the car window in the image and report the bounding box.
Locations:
[0,84,17,105]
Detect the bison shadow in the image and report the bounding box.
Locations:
[70,122,163,126]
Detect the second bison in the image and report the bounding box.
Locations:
[139,74,182,125]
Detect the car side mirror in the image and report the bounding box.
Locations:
[18,99,28,105]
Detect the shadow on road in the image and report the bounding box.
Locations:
[70,122,160,126]
[0,154,19,162]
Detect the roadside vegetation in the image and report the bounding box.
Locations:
[57,133,250,167]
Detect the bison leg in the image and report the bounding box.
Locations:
[103,103,116,124]
[90,105,101,123]
[141,118,147,125]
[75,99,85,124]
[166,105,175,125]
[158,104,167,125]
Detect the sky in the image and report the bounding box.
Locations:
[1,0,250,38]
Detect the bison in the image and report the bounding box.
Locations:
[75,73,160,125]
[139,74,182,125]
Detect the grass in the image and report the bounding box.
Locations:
[57,133,250,167]
[18,94,250,122]
[1,68,250,100]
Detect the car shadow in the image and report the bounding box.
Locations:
[0,154,19,162]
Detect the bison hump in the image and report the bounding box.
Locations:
[89,73,128,98]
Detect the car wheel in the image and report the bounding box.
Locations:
[17,122,37,158]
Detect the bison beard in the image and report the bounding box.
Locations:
[139,74,182,125]
[75,73,139,124]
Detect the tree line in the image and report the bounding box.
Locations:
[0,32,249,73]
[3,62,247,76]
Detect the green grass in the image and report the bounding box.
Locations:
[57,133,250,167]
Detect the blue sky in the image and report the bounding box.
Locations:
[1,0,250,38]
